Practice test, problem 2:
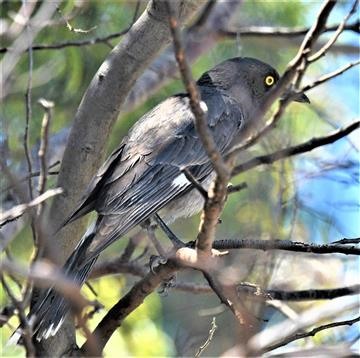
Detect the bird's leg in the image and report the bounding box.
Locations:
[154,213,185,248]
[146,224,167,258]
[146,217,177,292]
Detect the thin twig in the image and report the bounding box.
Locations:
[2,20,358,54]
[301,60,360,92]
[232,120,360,176]
[1,275,35,357]
[332,238,360,245]
[308,0,358,62]
[56,6,97,34]
[219,20,359,38]
[195,317,217,357]
[0,27,130,53]
[0,1,142,54]
[0,188,63,228]
[264,316,360,353]
[37,99,54,200]
[1,161,60,194]
[264,284,360,301]
[24,21,34,201]
[227,0,337,157]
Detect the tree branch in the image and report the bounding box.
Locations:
[212,238,360,255]
[232,120,360,176]
[82,260,179,354]
[264,316,360,353]
[35,1,202,355]
[301,60,360,92]
[219,20,359,38]
[166,0,232,259]
[0,188,63,229]
[227,0,337,156]
[89,259,360,302]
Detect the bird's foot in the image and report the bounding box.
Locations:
[149,254,168,273]
[158,273,177,296]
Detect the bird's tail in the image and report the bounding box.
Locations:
[9,224,98,344]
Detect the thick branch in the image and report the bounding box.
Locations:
[48,0,201,263]
[82,260,179,354]
[37,1,201,355]
[166,1,231,257]
[166,1,229,180]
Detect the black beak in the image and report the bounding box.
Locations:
[293,92,310,103]
[281,89,310,104]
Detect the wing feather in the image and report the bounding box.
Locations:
[65,88,244,264]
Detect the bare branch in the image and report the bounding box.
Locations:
[228,0,337,156]
[166,1,229,180]
[1,275,35,357]
[195,317,217,357]
[0,188,63,228]
[37,99,54,200]
[265,284,360,301]
[332,238,360,245]
[0,1,61,99]
[248,299,358,354]
[302,60,360,92]
[1,259,93,314]
[82,260,179,354]
[23,25,34,202]
[219,20,359,38]
[264,315,360,353]
[166,0,232,257]
[89,260,360,302]
[212,238,360,255]
[232,121,360,176]
[308,0,358,62]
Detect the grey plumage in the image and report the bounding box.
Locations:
[11,57,308,342]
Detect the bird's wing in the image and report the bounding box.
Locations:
[68,90,244,261]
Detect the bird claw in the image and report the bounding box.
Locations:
[158,274,177,296]
[149,254,168,273]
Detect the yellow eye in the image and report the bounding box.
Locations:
[265,75,275,87]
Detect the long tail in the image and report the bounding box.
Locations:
[9,224,98,343]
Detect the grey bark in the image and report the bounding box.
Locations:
[35,1,202,356]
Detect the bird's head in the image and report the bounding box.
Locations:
[197,57,309,118]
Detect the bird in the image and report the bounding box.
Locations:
[12,57,309,342]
